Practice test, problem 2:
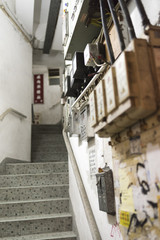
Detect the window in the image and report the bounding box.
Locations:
[48,68,60,85]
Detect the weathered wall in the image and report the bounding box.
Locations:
[68,0,160,239]
[0,9,32,163]
[112,112,160,239]
[32,64,62,125]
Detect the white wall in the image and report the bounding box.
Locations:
[67,0,160,239]
[129,0,160,38]
[69,136,121,240]
[2,0,16,13]
[33,49,64,125]
[15,0,35,35]
[69,160,93,240]
[0,9,32,163]
[32,64,62,125]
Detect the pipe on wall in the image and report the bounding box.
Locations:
[0,1,32,44]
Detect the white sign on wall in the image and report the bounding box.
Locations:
[88,146,96,176]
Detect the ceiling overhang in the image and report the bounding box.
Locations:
[43,0,61,54]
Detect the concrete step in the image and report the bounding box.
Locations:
[31,146,67,153]
[0,185,69,202]
[0,231,76,240]
[32,125,63,134]
[0,173,68,188]
[32,133,64,141]
[0,213,72,238]
[6,162,68,175]
[0,198,69,217]
[31,153,68,162]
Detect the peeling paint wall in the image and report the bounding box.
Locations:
[111,112,160,239]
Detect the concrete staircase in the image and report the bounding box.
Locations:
[0,125,77,240]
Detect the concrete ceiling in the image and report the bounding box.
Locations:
[33,0,63,53]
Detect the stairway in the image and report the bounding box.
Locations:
[0,125,77,240]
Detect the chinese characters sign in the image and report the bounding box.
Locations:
[34,74,44,104]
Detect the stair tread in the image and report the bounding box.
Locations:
[6,162,67,166]
[0,183,69,190]
[0,213,72,223]
[0,197,69,205]
[0,231,76,240]
[1,172,68,177]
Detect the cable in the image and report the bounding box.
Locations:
[107,0,125,51]
[134,0,150,28]
[118,0,136,40]
[99,0,115,64]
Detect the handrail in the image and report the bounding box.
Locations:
[0,0,32,44]
[0,108,27,121]
[63,129,102,240]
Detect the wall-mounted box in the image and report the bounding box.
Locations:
[146,25,160,47]
[93,39,157,137]
[68,111,80,137]
[72,52,86,79]
[104,67,118,114]
[96,168,115,215]
[79,106,94,141]
[89,90,98,127]
[84,43,105,67]
[96,80,107,122]
[115,51,137,104]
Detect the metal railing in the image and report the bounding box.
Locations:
[0,108,27,121]
[71,65,106,110]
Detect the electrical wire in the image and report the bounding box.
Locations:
[118,0,136,40]
[107,0,125,51]
[99,0,115,64]
[134,0,150,28]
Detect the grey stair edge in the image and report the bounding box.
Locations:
[0,213,72,223]
[0,172,68,177]
[0,197,69,205]
[6,162,68,167]
[0,184,69,190]
[0,231,76,240]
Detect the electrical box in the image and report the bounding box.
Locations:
[68,110,80,137]
[69,69,83,97]
[84,43,105,67]
[115,51,136,104]
[79,106,94,141]
[64,76,71,96]
[96,80,107,122]
[93,39,157,137]
[89,90,98,127]
[146,25,160,47]
[104,67,117,114]
[72,52,86,79]
[96,168,115,215]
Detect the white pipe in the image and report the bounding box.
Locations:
[0,108,27,121]
[0,0,32,44]
[71,65,106,110]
